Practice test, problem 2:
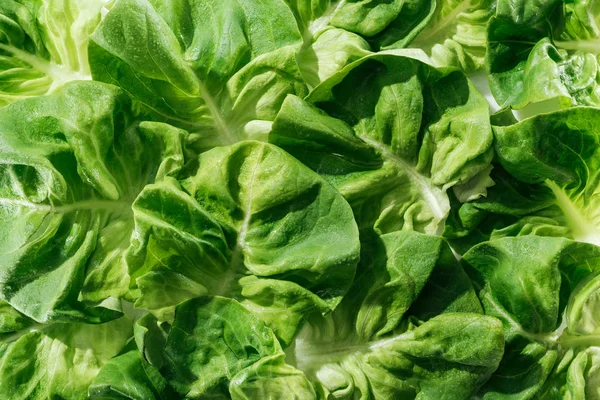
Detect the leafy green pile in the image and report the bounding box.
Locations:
[1,0,600,398]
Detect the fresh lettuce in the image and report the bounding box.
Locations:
[1,0,600,399]
[487,0,600,109]
[271,50,493,237]
[0,0,107,106]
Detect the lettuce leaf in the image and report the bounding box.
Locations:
[0,0,107,106]
[0,81,190,323]
[487,0,600,109]
[126,140,360,344]
[271,51,493,238]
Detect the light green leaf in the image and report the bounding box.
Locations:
[446,107,600,252]
[411,0,496,72]
[296,27,371,87]
[487,0,600,109]
[89,315,176,400]
[271,51,493,237]
[443,164,570,254]
[284,0,436,85]
[286,230,493,399]
[127,140,360,344]
[283,0,435,48]
[463,236,600,398]
[0,0,107,106]
[160,296,315,399]
[0,316,132,400]
[493,107,600,246]
[0,81,189,323]
[89,344,176,400]
[229,353,317,400]
[294,312,503,399]
[89,0,307,149]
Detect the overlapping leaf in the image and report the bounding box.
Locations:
[463,236,600,398]
[126,140,360,344]
[487,0,600,109]
[0,301,132,400]
[289,231,502,399]
[446,107,600,250]
[0,0,107,106]
[411,0,496,72]
[271,50,493,239]
[0,81,190,323]
[89,0,308,150]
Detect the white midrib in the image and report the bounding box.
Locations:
[545,179,600,246]
[412,0,473,45]
[0,43,90,91]
[0,322,45,345]
[554,39,600,54]
[474,280,600,349]
[559,334,600,347]
[214,146,264,296]
[481,285,600,349]
[477,283,560,344]
[295,331,416,372]
[306,0,347,40]
[196,80,238,145]
[361,137,449,230]
[0,198,130,214]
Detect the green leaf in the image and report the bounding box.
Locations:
[296,27,371,87]
[0,316,132,400]
[0,300,32,336]
[411,0,496,72]
[127,140,360,344]
[0,0,107,106]
[293,313,503,399]
[332,231,482,342]
[89,0,307,149]
[0,81,190,323]
[284,0,436,85]
[463,236,600,398]
[271,51,493,237]
[283,0,435,47]
[160,296,315,399]
[487,0,600,109]
[446,107,600,252]
[537,347,600,399]
[89,316,177,400]
[89,345,176,400]
[229,353,317,400]
[443,164,571,254]
[493,107,600,246]
[286,230,494,399]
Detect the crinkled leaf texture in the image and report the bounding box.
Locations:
[0,81,190,323]
[288,0,495,89]
[88,314,177,399]
[163,297,316,399]
[411,0,496,72]
[284,0,437,85]
[127,140,360,345]
[108,297,316,400]
[100,231,501,400]
[88,0,309,150]
[289,231,502,399]
[283,0,435,48]
[487,0,600,109]
[0,302,132,400]
[0,0,107,106]
[271,50,493,239]
[463,236,600,399]
[446,107,600,250]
